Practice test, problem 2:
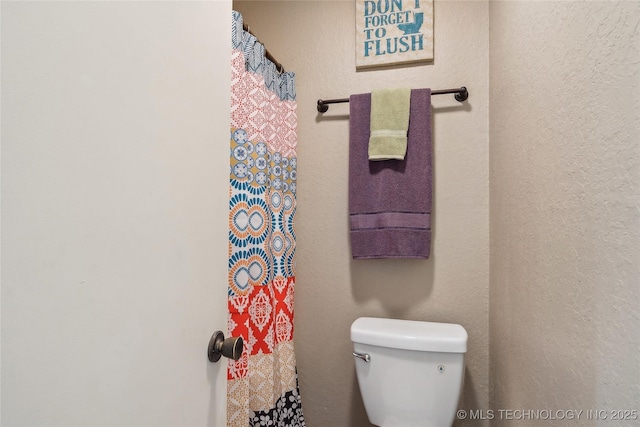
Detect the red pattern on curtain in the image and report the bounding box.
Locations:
[227,10,304,427]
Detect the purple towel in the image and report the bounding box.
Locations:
[349,89,432,259]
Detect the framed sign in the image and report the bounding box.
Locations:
[356,0,433,69]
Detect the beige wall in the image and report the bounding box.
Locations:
[489,1,640,425]
[234,1,640,426]
[2,1,637,426]
[234,1,490,426]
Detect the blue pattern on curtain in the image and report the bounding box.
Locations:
[227,10,305,427]
[231,11,296,101]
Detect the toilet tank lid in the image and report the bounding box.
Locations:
[351,317,467,353]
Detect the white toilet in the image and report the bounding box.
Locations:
[351,317,468,427]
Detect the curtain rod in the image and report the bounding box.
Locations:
[242,24,285,73]
[316,87,468,113]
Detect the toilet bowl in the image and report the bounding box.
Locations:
[351,317,467,427]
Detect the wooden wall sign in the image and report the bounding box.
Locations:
[356,0,433,69]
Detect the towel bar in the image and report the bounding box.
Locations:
[317,86,468,113]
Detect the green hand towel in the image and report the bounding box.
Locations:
[368,88,412,161]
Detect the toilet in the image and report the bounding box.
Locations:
[351,317,468,427]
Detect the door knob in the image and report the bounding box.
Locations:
[208,330,243,362]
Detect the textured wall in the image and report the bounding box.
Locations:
[489,1,640,424]
[234,1,490,426]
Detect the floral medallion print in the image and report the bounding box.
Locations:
[228,10,304,427]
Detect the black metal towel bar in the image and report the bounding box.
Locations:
[317,86,468,113]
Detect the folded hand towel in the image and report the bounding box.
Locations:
[368,88,412,161]
[350,88,432,259]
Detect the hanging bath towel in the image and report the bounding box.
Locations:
[368,87,411,160]
[349,89,433,259]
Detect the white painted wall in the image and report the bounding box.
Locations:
[1,1,231,425]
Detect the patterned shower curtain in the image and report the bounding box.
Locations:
[227,11,305,427]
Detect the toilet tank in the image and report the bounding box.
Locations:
[351,317,468,427]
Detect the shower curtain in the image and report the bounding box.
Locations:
[227,11,305,427]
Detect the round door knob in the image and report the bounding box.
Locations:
[208,331,244,363]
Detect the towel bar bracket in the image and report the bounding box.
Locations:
[454,86,469,102]
[317,100,329,113]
